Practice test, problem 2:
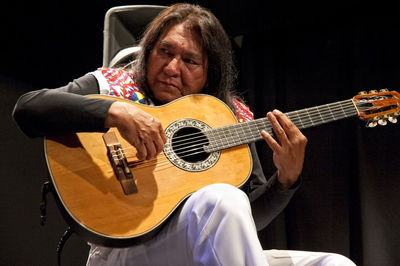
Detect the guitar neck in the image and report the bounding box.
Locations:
[205,99,358,152]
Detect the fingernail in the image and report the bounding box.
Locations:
[273,109,282,115]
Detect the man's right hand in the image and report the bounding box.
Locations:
[105,101,167,161]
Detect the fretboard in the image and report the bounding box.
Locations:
[205,99,358,152]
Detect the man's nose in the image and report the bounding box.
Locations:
[164,57,181,77]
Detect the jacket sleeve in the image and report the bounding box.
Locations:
[243,143,300,231]
[12,74,115,137]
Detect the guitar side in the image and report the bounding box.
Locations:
[45,94,253,247]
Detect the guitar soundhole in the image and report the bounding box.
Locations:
[171,127,209,163]
[164,118,220,172]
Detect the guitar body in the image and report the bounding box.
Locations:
[45,94,252,247]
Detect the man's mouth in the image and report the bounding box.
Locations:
[161,81,183,95]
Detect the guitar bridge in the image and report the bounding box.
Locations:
[103,131,138,195]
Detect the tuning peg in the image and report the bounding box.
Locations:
[380,88,389,92]
[369,89,378,94]
[378,119,387,126]
[366,121,377,128]
[389,115,398,123]
[358,91,368,95]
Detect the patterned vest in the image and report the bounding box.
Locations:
[94,67,254,122]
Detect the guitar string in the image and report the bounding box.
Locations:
[115,135,206,157]
[111,101,359,159]
[199,104,358,149]
[184,100,360,144]
[107,149,207,173]
[118,96,386,156]
[105,154,169,173]
[116,99,359,156]
[133,100,360,155]
[109,101,361,170]
[117,101,354,172]
[114,100,359,157]
[105,96,393,173]
[117,99,356,171]
[111,99,391,172]
[167,99,358,145]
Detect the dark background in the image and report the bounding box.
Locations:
[1,1,400,265]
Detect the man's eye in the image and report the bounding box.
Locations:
[184,58,198,65]
[160,48,170,55]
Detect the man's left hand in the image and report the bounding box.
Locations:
[261,109,308,188]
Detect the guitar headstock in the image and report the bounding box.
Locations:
[353,89,400,127]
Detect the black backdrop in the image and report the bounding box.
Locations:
[1,1,400,265]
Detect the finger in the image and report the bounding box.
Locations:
[135,141,147,161]
[153,135,166,154]
[148,118,166,154]
[261,130,281,152]
[153,117,167,145]
[267,111,289,144]
[159,126,167,144]
[144,140,157,160]
[272,109,300,139]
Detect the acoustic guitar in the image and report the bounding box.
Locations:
[45,90,400,247]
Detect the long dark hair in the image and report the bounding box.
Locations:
[133,3,240,109]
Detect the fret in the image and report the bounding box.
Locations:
[249,120,264,141]
[205,128,217,151]
[210,128,223,151]
[254,120,264,136]
[236,121,261,144]
[287,111,305,128]
[221,126,231,147]
[325,103,336,121]
[305,108,314,126]
[315,106,325,123]
[239,121,252,143]
[255,118,268,135]
[295,109,312,128]
[338,100,348,118]
[221,126,233,148]
[248,120,261,142]
[308,106,326,127]
[256,118,271,136]
[233,121,244,146]
[317,104,336,124]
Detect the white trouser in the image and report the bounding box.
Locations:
[87,183,356,266]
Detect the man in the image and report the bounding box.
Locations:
[13,3,355,266]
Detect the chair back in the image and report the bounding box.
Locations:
[103,5,166,67]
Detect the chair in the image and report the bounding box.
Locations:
[102,5,166,68]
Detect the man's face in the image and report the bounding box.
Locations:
[146,22,208,104]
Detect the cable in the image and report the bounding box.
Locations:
[56,227,74,266]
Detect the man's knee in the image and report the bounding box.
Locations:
[191,183,249,213]
[320,253,356,266]
[185,183,251,226]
